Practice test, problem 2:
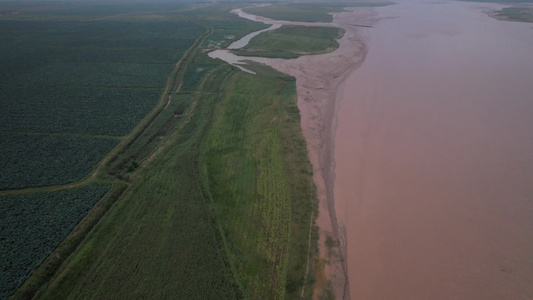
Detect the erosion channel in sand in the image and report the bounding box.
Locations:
[209,5,376,299]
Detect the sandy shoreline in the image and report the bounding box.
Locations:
[252,8,377,299]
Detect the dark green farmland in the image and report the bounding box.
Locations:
[0,88,161,136]
[0,12,206,189]
[0,185,110,300]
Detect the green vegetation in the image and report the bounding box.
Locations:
[0,134,118,189]
[244,2,391,23]
[0,88,161,136]
[0,12,206,190]
[34,65,240,300]
[234,25,344,59]
[0,185,110,300]
[32,61,318,300]
[3,1,323,299]
[203,64,318,299]
[494,7,533,22]
[181,52,219,92]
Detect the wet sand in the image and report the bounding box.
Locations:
[334,1,533,299]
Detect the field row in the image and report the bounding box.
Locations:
[0,1,197,20]
[0,62,174,88]
[235,25,343,59]
[1,87,161,136]
[0,133,118,190]
[0,185,111,300]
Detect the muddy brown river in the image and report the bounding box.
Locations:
[334,0,533,299]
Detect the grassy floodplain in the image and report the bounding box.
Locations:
[234,25,344,59]
[244,2,391,22]
[0,5,206,189]
[0,185,111,299]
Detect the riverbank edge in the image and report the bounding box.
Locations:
[253,8,377,299]
[211,6,377,298]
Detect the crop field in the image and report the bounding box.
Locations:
[0,10,206,191]
[235,25,344,59]
[0,88,161,136]
[0,134,118,189]
[0,185,110,300]
[0,1,204,20]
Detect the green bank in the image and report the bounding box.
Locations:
[233,25,344,59]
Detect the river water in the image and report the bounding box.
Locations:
[333,1,533,299]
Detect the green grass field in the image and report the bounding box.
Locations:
[234,25,344,59]
[0,10,205,191]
